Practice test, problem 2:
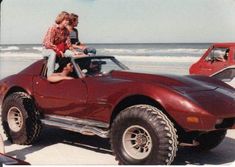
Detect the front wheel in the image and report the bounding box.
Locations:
[110,105,178,165]
[1,92,42,145]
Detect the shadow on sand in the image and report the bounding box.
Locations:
[5,127,112,162]
[5,127,235,165]
[173,136,235,165]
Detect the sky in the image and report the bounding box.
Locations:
[1,0,235,44]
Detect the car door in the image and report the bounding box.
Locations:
[33,76,88,118]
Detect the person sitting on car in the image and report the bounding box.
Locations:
[42,11,82,77]
[67,13,97,56]
[47,57,74,83]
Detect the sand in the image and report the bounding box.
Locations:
[1,118,235,165]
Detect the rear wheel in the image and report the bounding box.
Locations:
[110,104,178,165]
[195,130,227,151]
[1,92,42,145]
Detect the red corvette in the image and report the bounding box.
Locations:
[190,43,235,76]
[0,56,235,165]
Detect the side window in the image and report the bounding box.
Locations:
[212,68,235,81]
[205,48,229,62]
[76,58,123,76]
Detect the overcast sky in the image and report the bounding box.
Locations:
[1,0,235,44]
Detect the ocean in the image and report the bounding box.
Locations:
[0,43,210,79]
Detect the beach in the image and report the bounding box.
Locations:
[1,127,235,165]
[1,43,235,165]
[0,43,208,79]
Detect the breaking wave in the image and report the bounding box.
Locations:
[0,46,20,51]
[0,52,42,59]
[32,47,43,51]
[102,48,206,56]
[0,52,199,63]
[116,55,199,63]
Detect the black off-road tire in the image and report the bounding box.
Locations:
[110,104,178,165]
[195,130,227,151]
[1,92,42,145]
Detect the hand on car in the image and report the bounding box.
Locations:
[73,51,87,57]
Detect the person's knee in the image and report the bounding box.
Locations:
[84,47,96,55]
[64,50,74,57]
[42,49,56,58]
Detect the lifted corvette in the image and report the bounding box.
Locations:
[0,56,235,165]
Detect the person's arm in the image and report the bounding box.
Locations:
[73,29,87,50]
[47,74,73,83]
[43,26,57,50]
[72,44,87,50]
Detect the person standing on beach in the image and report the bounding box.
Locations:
[67,13,97,56]
[42,11,81,76]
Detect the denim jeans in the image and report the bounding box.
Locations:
[42,49,56,77]
[83,47,96,56]
[64,50,74,57]
[42,49,76,76]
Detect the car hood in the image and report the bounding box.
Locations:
[111,71,231,92]
[111,71,235,117]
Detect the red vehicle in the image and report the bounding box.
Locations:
[190,43,235,76]
[0,56,235,165]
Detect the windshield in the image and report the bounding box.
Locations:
[74,56,128,76]
[212,67,235,82]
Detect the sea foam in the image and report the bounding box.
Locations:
[0,52,42,59]
[0,52,199,63]
[0,46,20,51]
[116,55,199,63]
[102,48,206,55]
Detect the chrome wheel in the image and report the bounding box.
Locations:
[122,125,152,160]
[7,107,23,132]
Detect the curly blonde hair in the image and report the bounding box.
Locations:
[55,11,70,24]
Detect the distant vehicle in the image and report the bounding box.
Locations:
[1,56,235,165]
[211,65,235,88]
[189,43,235,76]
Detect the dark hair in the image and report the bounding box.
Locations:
[56,57,71,72]
[69,13,79,26]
